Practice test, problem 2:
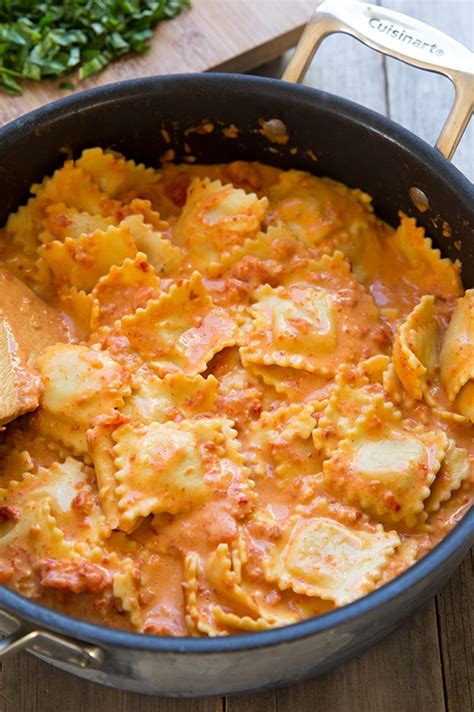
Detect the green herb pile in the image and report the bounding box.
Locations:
[0,0,190,95]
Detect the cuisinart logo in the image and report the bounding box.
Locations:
[368,17,445,56]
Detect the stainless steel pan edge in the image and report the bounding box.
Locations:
[0,507,472,695]
[0,0,472,696]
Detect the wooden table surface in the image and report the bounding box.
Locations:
[0,1,472,710]
[0,0,315,126]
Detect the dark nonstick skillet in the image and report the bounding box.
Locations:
[0,0,472,697]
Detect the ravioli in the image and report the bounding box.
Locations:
[112,418,253,533]
[40,223,138,293]
[173,177,268,272]
[393,295,438,400]
[36,343,130,454]
[76,147,160,200]
[263,516,400,605]
[122,371,218,424]
[241,253,383,377]
[90,252,161,329]
[246,402,323,486]
[121,271,238,374]
[440,290,474,421]
[323,399,449,527]
[0,149,471,637]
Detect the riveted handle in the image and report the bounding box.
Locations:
[0,622,103,668]
[283,0,474,160]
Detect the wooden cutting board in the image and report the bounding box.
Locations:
[0,0,314,126]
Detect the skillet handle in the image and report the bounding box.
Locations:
[0,614,103,668]
[283,0,474,161]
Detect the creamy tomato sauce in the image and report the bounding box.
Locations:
[0,149,471,636]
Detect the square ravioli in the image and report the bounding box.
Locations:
[40,223,138,293]
[121,271,238,374]
[36,343,130,454]
[392,295,438,401]
[122,371,218,425]
[246,402,323,486]
[440,290,474,422]
[122,215,183,277]
[112,418,254,532]
[263,515,400,606]
[173,177,268,272]
[0,457,102,544]
[75,147,160,199]
[240,271,383,377]
[323,398,449,528]
[90,252,161,329]
[312,358,389,457]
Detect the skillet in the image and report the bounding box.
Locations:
[0,0,472,696]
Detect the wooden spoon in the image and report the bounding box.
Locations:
[0,267,69,427]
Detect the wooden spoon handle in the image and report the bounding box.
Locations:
[0,319,39,427]
[0,268,70,427]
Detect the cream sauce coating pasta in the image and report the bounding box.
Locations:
[0,149,471,636]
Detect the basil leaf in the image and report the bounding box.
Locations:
[0,0,190,95]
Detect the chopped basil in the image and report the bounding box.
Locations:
[0,0,190,95]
